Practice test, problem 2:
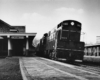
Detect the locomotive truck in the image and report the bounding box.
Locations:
[36,20,85,62]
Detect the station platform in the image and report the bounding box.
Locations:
[19,57,100,80]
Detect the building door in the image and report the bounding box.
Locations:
[0,36,8,57]
[10,36,26,56]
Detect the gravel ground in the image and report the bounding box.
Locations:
[0,57,23,80]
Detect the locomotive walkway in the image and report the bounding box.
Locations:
[20,57,100,80]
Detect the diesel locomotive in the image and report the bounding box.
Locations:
[36,20,85,61]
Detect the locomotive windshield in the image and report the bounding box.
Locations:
[61,30,69,39]
[61,28,80,41]
[60,21,81,41]
[62,22,81,31]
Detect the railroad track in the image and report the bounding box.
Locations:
[46,58,100,75]
[61,59,100,74]
[74,62,100,74]
[36,56,100,77]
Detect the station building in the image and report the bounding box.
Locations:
[0,19,36,56]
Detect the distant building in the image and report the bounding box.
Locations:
[96,36,100,44]
[0,19,36,57]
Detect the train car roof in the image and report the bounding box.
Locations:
[62,20,81,24]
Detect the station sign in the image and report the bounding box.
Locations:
[11,36,25,39]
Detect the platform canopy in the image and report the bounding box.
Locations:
[0,33,36,37]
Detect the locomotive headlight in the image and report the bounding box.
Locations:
[71,22,74,26]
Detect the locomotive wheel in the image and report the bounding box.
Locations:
[51,52,55,60]
[49,52,54,59]
[44,51,47,58]
[53,52,58,60]
[49,52,53,59]
[49,51,58,60]
[66,53,74,62]
[49,52,52,59]
[66,58,74,63]
[51,52,58,60]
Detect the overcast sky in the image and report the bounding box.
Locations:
[0,0,100,44]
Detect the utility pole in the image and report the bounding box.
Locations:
[81,32,85,42]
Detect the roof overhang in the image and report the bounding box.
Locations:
[0,33,37,37]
